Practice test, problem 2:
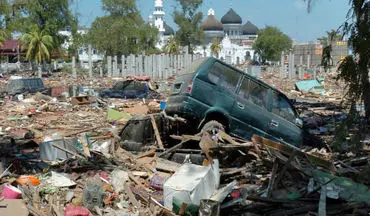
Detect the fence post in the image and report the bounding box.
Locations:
[173,55,177,75]
[72,56,76,78]
[112,55,117,77]
[107,56,112,77]
[139,55,143,76]
[131,54,136,76]
[88,44,93,77]
[99,64,103,77]
[121,55,125,77]
[126,55,131,75]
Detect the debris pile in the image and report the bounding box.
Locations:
[0,71,368,216]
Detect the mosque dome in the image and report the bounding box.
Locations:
[221,8,242,24]
[242,21,259,35]
[201,9,224,31]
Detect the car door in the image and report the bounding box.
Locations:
[110,81,125,98]
[197,61,242,119]
[122,81,147,98]
[267,91,302,146]
[230,77,271,139]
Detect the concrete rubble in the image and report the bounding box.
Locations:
[0,71,369,216]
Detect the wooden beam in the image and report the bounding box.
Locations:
[150,115,164,150]
[252,135,334,171]
[158,139,189,157]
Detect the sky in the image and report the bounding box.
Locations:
[71,0,351,42]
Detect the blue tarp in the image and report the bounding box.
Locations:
[295,79,325,94]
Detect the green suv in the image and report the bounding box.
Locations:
[165,57,303,146]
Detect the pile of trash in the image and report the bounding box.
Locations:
[0,71,368,216]
[0,122,369,216]
[258,68,346,103]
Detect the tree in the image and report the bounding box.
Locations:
[338,0,370,120]
[20,25,53,77]
[210,38,222,58]
[173,0,205,54]
[252,26,292,64]
[307,1,370,120]
[9,0,73,49]
[102,0,138,18]
[317,29,342,45]
[68,17,87,61]
[305,0,370,151]
[318,29,343,71]
[164,35,180,54]
[87,0,158,56]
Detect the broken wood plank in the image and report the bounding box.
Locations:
[150,197,178,216]
[79,134,91,158]
[170,134,201,141]
[179,202,187,216]
[210,143,254,151]
[252,135,334,171]
[129,173,145,187]
[136,149,156,159]
[156,158,181,173]
[124,183,141,208]
[221,167,247,176]
[159,139,190,157]
[218,131,243,145]
[62,126,100,137]
[266,159,279,198]
[274,150,297,187]
[150,115,164,149]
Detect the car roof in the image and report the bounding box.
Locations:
[206,57,287,97]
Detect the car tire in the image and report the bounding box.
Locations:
[201,120,225,133]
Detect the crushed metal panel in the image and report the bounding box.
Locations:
[295,79,325,94]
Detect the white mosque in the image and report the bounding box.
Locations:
[149,0,259,65]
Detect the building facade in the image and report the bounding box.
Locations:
[292,41,349,67]
[149,0,174,49]
[195,8,259,65]
[149,1,259,65]
[58,28,103,63]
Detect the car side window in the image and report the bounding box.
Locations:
[124,82,145,91]
[113,82,124,90]
[271,92,296,123]
[208,62,241,93]
[244,80,269,109]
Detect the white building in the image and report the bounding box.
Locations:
[195,8,259,65]
[149,0,174,49]
[58,28,103,63]
[148,1,259,65]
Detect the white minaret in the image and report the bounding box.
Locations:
[153,0,165,33]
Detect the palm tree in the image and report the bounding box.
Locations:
[338,0,370,120]
[308,0,370,121]
[164,35,180,54]
[20,25,54,77]
[0,29,9,65]
[210,38,222,58]
[0,29,7,47]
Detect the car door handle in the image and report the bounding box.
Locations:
[268,120,279,128]
[237,102,244,109]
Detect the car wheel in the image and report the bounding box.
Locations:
[201,120,225,135]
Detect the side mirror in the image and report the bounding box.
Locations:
[295,118,303,128]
